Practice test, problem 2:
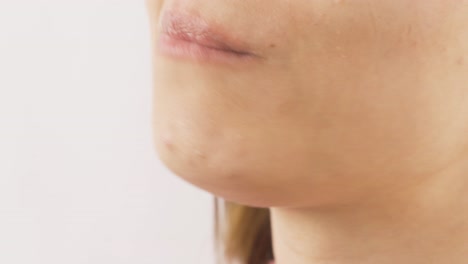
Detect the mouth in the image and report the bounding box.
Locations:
[157,10,261,65]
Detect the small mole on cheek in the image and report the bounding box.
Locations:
[269,43,276,48]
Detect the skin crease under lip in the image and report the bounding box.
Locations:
[147,0,468,263]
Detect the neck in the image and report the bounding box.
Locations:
[270,161,468,264]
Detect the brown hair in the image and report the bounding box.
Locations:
[214,198,273,264]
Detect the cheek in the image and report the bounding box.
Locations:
[287,0,462,61]
[282,0,468,184]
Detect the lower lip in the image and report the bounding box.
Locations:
[157,34,257,66]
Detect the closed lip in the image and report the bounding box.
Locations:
[157,9,261,65]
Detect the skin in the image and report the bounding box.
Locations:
[148,0,468,263]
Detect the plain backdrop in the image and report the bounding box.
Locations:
[0,1,215,263]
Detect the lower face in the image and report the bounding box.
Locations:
[148,0,468,208]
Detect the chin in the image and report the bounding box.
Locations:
[151,125,287,208]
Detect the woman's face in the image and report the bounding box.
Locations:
[148,0,468,208]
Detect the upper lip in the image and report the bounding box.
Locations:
[159,9,258,57]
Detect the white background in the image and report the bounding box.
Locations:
[0,1,214,263]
